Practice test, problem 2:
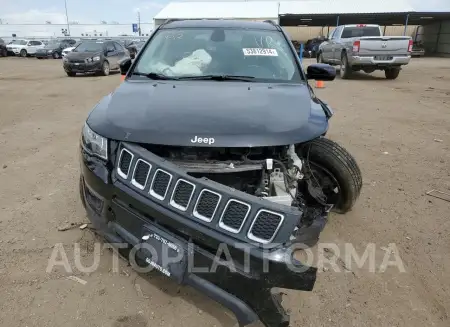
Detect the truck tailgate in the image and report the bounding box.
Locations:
[358,37,411,56]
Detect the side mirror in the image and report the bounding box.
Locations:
[119,57,132,75]
[306,63,336,81]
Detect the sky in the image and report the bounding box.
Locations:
[0,0,449,37]
[0,0,167,24]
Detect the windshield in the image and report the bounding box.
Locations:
[133,27,302,82]
[11,40,27,45]
[74,42,104,52]
[341,27,381,38]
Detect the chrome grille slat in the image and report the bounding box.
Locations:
[193,189,221,222]
[247,209,284,244]
[117,149,134,179]
[149,169,172,200]
[218,199,251,233]
[131,159,152,190]
[169,179,196,211]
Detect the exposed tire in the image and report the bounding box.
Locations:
[339,52,352,79]
[52,51,60,59]
[385,67,400,80]
[20,49,27,57]
[66,71,76,77]
[317,52,324,64]
[298,137,362,214]
[101,61,110,76]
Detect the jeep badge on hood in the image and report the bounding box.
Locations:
[191,136,215,145]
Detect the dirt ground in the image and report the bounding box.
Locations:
[0,56,449,327]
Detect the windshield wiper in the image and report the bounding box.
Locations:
[132,72,179,80]
[178,75,255,81]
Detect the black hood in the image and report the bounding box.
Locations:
[67,51,102,60]
[87,80,329,147]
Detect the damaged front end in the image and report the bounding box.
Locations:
[80,141,332,327]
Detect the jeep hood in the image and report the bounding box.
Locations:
[87,80,328,147]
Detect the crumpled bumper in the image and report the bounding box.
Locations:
[79,142,319,327]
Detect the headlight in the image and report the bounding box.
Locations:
[81,123,108,160]
[86,57,93,63]
[93,56,100,61]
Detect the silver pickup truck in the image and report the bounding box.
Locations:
[317,24,412,80]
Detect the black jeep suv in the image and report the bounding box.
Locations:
[79,19,362,327]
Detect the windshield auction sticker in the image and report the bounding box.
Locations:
[242,48,278,56]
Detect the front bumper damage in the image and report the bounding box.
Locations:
[80,141,323,327]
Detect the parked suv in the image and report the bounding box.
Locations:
[36,38,77,59]
[63,40,129,76]
[6,39,45,57]
[79,19,362,327]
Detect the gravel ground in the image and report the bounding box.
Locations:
[0,57,449,327]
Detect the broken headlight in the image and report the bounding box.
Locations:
[81,123,108,160]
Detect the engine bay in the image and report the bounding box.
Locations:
[142,143,331,238]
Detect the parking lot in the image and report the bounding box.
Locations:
[0,56,449,327]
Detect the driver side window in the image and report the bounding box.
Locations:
[106,43,115,53]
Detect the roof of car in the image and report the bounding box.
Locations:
[160,19,279,31]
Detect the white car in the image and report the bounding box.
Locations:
[6,39,45,57]
[62,42,80,57]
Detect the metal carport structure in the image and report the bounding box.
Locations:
[277,1,450,54]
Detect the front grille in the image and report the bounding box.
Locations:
[149,169,172,200]
[219,200,251,233]
[117,149,134,178]
[170,179,195,211]
[248,210,284,243]
[114,144,297,245]
[70,59,85,63]
[131,159,151,190]
[193,190,221,222]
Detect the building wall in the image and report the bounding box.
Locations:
[419,21,450,55]
[0,23,154,38]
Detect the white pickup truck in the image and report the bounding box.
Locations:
[6,39,45,57]
[317,24,412,80]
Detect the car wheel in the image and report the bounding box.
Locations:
[298,137,362,214]
[20,49,27,57]
[317,52,324,63]
[340,52,352,79]
[385,67,400,80]
[52,52,60,59]
[66,71,76,77]
[101,61,110,76]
